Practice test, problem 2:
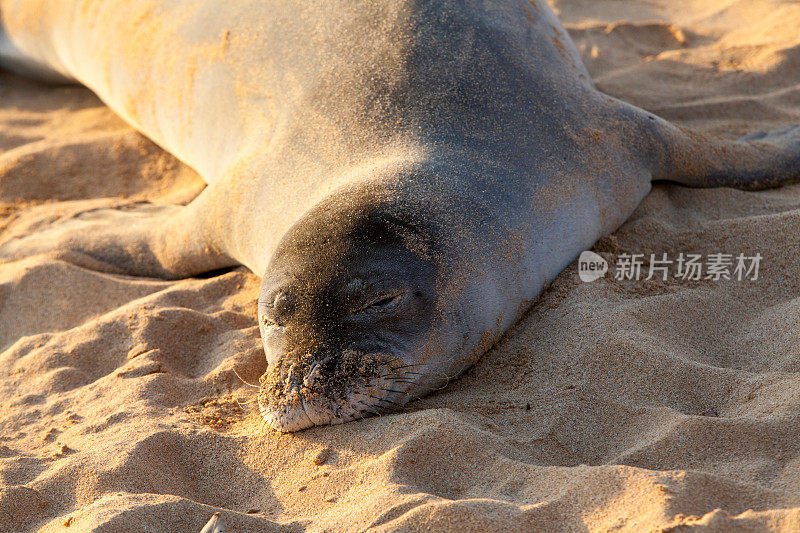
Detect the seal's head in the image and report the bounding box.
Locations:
[257,194,447,432]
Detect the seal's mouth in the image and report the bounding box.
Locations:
[257,349,416,432]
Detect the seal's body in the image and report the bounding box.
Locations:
[2,1,799,431]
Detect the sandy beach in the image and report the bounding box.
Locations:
[2,0,800,530]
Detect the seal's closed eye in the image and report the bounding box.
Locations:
[356,291,407,315]
[259,291,294,328]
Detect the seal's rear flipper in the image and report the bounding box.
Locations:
[0,192,236,279]
[614,99,800,190]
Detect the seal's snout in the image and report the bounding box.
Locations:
[257,347,416,433]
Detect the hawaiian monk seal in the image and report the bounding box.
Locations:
[1,1,799,432]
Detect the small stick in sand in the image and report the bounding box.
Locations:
[199,512,226,533]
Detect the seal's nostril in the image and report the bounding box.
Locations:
[303,364,322,388]
[286,363,305,388]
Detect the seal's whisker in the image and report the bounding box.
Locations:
[231,367,260,389]
[390,363,431,370]
[378,374,414,381]
[382,369,454,381]
[378,399,401,407]
[352,391,398,407]
[380,371,424,378]
[368,394,401,407]
[352,412,371,424]
[356,400,382,418]
[431,379,457,390]
[388,362,454,371]
[392,361,452,368]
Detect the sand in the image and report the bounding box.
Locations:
[2,0,800,531]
